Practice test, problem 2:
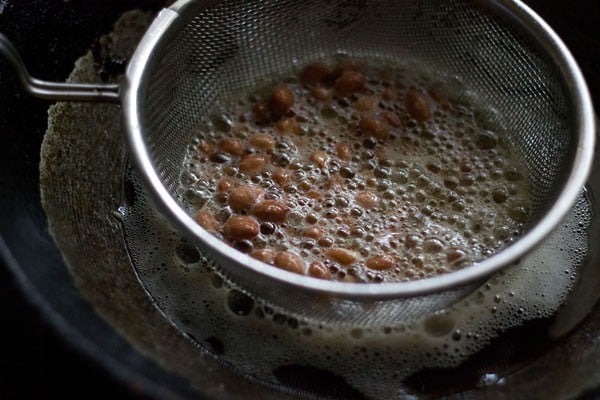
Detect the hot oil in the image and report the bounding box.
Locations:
[177,61,531,283]
[118,162,591,399]
[118,59,593,399]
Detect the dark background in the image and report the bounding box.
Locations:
[1,1,599,399]
[0,1,164,398]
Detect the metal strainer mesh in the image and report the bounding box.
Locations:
[126,0,593,324]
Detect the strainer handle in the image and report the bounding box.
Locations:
[0,33,120,103]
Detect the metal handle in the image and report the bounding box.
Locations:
[0,33,120,103]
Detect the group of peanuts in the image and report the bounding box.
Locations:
[191,59,454,281]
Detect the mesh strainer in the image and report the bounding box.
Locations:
[1,0,595,324]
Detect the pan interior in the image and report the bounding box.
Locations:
[38,6,598,400]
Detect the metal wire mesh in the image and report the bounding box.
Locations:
[131,0,588,324]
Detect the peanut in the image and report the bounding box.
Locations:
[334,70,366,96]
[272,168,290,186]
[353,95,377,112]
[239,153,267,174]
[194,210,219,232]
[300,62,330,86]
[428,88,451,109]
[217,177,235,192]
[365,255,395,270]
[268,85,294,119]
[355,190,378,209]
[335,142,352,161]
[252,101,270,123]
[381,87,397,101]
[310,86,333,102]
[405,88,432,123]
[198,140,213,155]
[218,137,243,156]
[275,117,300,135]
[327,248,358,265]
[251,248,276,264]
[310,150,329,168]
[381,110,402,128]
[223,215,260,241]
[274,251,305,274]
[251,200,290,223]
[358,115,389,140]
[304,226,324,239]
[308,261,331,279]
[229,184,263,212]
[249,133,275,151]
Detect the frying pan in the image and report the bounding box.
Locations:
[1,0,599,399]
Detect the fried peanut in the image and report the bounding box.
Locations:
[249,133,275,151]
[274,251,305,274]
[268,85,294,119]
[334,70,366,96]
[223,215,260,241]
[327,248,358,265]
[218,137,244,156]
[405,88,432,123]
[229,185,263,212]
[358,115,389,140]
[300,62,330,86]
[308,261,331,279]
[194,210,219,232]
[251,200,290,223]
[366,255,395,270]
[355,190,378,209]
[275,117,300,135]
[239,154,267,174]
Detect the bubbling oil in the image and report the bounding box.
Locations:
[131,60,583,398]
[121,164,591,399]
[179,60,531,283]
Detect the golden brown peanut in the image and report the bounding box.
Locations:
[332,60,365,78]
[251,200,290,223]
[308,261,331,279]
[304,226,324,239]
[251,248,276,264]
[218,137,244,156]
[381,87,397,101]
[405,88,432,123]
[365,255,395,270]
[300,62,330,86]
[194,210,220,232]
[334,70,366,96]
[274,251,305,274]
[428,88,451,109]
[275,117,300,135]
[310,151,329,168]
[229,185,263,212]
[249,133,275,151]
[355,190,378,209]
[217,177,235,192]
[306,191,321,200]
[252,101,270,123]
[327,248,358,265]
[239,154,267,174]
[223,215,260,241]
[272,168,290,186]
[198,140,213,155]
[381,110,402,128]
[358,115,389,140]
[353,95,377,112]
[446,247,467,263]
[335,142,352,161]
[310,86,333,102]
[268,85,294,119]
